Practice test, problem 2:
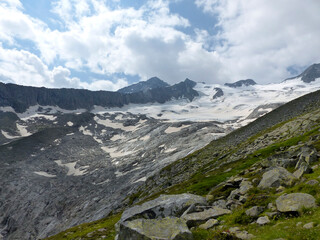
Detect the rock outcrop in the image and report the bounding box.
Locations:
[0,79,199,113]
[212,88,224,99]
[224,79,257,88]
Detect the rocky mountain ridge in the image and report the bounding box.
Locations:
[117,77,169,94]
[0,78,198,113]
[224,79,257,88]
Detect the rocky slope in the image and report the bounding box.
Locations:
[1,63,320,240]
[117,77,169,94]
[0,78,198,113]
[46,88,320,240]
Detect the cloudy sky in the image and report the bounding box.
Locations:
[0,0,319,90]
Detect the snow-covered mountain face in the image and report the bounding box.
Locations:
[108,76,320,125]
[1,67,320,239]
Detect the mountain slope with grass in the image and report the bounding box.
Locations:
[45,89,320,239]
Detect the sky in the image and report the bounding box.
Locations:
[0,0,319,91]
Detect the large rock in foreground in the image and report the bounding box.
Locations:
[118,217,193,240]
[258,167,296,189]
[276,193,317,212]
[119,194,207,224]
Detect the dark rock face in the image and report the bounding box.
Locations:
[224,79,257,88]
[212,88,224,99]
[117,77,170,94]
[0,79,198,113]
[288,63,320,83]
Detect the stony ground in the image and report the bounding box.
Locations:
[44,90,320,239]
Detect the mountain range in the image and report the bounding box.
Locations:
[0,63,320,239]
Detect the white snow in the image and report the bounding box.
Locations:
[1,130,19,139]
[140,135,150,141]
[165,125,190,134]
[16,123,31,137]
[95,179,110,185]
[55,160,89,176]
[17,105,86,119]
[164,148,177,153]
[101,146,136,158]
[94,116,140,132]
[110,134,126,141]
[134,177,147,183]
[98,77,320,124]
[34,171,56,178]
[0,106,15,113]
[79,126,93,136]
[67,121,74,126]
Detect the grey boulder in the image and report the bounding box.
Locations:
[117,217,193,240]
[199,219,219,229]
[258,167,296,189]
[293,162,312,179]
[256,216,270,225]
[245,206,265,218]
[276,193,317,212]
[182,207,231,227]
[118,194,207,224]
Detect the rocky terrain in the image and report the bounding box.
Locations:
[0,79,198,113]
[46,86,320,240]
[1,63,320,240]
[117,77,170,94]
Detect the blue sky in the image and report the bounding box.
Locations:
[0,0,319,90]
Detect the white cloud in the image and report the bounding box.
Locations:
[0,45,126,91]
[196,0,320,83]
[80,78,128,91]
[1,0,320,90]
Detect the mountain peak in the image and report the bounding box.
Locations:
[298,63,320,83]
[117,77,169,94]
[224,79,257,88]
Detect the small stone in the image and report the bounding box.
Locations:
[312,164,319,170]
[239,195,247,203]
[306,179,319,186]
[212,199,227,209]
[235,231,255,240]
[265,212,279,219]
[303,222,315,229]
[267,203,276,211]
[206,195,214,201]
[293,162,312,179]
[252,178,260,185]
[256,216,270,225]
[296,222,302,226]
[246,206,265,218]
[276,186,286,193]
[229,227,241,234]
[199,219,219,229]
